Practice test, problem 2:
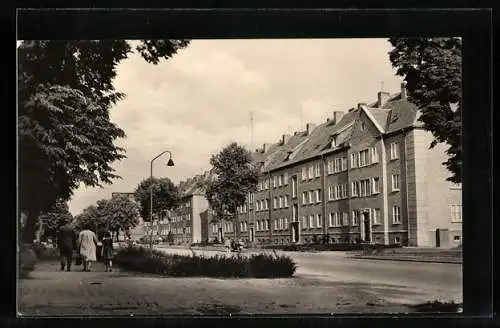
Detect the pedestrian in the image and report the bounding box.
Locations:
[77,225,100,272]
[57,218,77,272]
[101,231,114,272]
[225,238,231,253]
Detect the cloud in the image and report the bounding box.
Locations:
[68,39,402,215]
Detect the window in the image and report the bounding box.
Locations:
[450,204,462,222]
[292,176,298,198]
[394,236,401,244]
[372,208,381,225]
[292,204,298,221]
[273,197,277,209]
[392,174,400,191]
[284,173,289,185]
[352,211,359,226]
[336,213,342,227]
[327,159,334,174]
[329,213,334,227]
[316,214,322,228]
[343,212,349,226]
[341,157,348,171]
[315,189,321,203]
[279,196,283,208]
[284,195,289,207]
[309,215,314,228]
[302,216,307,229]
[342,183,348,198]
[284,217,288,228]
[302,192,307,204]
[334,158,342,173]
[359,149,370,167]
[309,191,314,204]
[372,177,380,194]
[315,163,321,177]
[265,199,269,210]
[331,135,337,147]
[392,206,401,223]
[390,142,399,160]
[279,218,283,230]
[453,235,461,242]
[265,220,269,230]
[359,179,370,197]
[278,175,283,186]
[351,181,359,197]
[370,147,379,163]
[301,167,307,180]
[350,153,357,168]
[274,219,279,230]
[328,185,334,200]
[308,166,314,179]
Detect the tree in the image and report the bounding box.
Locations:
[388,37,462,183]
[134,177,180,222]
[205,143,259,239]
[37,199,73,244]
[74,204,103,233]
[101,194,140,241]
[18,39,190,243]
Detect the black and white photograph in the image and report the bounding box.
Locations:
[17,31,465,314]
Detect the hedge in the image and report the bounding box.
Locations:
[114,246,297,278]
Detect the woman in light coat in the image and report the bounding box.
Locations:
[78,227,100,272]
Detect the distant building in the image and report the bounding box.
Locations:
[151,171,213,245]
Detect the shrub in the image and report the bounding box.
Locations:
[114,246,297,278]
[31,242,60,260]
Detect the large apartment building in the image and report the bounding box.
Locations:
[146,172,213,245]
[206,83,462,248]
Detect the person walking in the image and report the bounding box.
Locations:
[101,231,114,272]
[57,218,77,272]
[78,226,100,272]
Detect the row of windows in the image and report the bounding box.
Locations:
[273,195,289,209]
[170,213,191,222]
[327,157,348,174]
[302,190,321,205]
[328,183,349,200]
[350,147,379,169]
[158,227,191,235]
[258,173,289,191]
[237,204,248,214]
[450,204,462,222]
[274,217,290,231]
[301,163,321,181]
[303,206,401,228]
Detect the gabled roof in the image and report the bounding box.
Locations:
[179,170,214,197]
[253,89,420,173]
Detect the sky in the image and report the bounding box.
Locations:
[67,39,402,215]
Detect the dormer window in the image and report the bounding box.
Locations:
[331,135,338,148]
[391,114,399,123]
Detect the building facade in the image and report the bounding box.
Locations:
[204,83,462,248]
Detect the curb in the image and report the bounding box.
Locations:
[352,256,462,264]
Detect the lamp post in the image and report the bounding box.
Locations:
[149,150,175,249]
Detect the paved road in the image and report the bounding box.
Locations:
[18,248,462,315]
[155,246,463,304]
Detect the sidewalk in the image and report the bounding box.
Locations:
[18,260,414,315]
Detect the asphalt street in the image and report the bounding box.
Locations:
[155,246,463,304]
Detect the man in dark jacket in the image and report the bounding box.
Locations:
[58,218,77,271]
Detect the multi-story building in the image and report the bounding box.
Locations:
[154,172,213,245]
[165,83,461,248]
[206,83,461,248]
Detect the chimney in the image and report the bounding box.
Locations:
[401,81,407,100]
[357,103,367,109]
[332,111,344,125]
[281,134,291,145]
[377,91,390,108]
[262,143,272,153]
[306,123,316,135]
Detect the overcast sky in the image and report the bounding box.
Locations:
[67,39,402,215]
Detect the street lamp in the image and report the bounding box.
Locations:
[149,150,174,249]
